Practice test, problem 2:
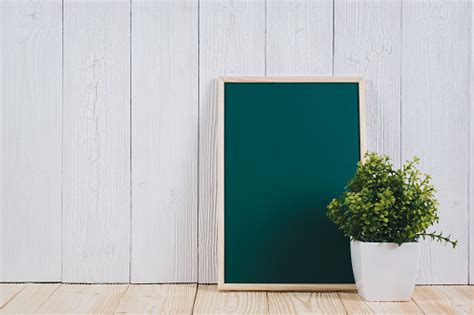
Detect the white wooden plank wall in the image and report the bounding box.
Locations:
[468,1,474,284]
[0,0,472,284]
[401,0,469,284]
[334,0,402,167]
[471,0,474,286]
[62,0,130,282]
[266,0,333,76]
[131,0,198,283]
[198,0,266,283]
[0,0,62,281]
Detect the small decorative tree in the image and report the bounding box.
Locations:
[327,152,457,247]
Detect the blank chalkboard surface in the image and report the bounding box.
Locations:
[217,77,365,291]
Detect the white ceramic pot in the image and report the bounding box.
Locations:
[350,240,420,302]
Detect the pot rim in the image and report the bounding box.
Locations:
[350,240,419,245]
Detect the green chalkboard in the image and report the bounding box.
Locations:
[218,78,365,290]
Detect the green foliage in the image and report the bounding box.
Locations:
[327,152,457,247]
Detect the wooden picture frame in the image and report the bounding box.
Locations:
[217,77,366,291]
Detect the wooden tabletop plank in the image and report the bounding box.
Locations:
[268,292,346,314]
[338,292,423,314]
[446,285,473,299]
[1,284,471,314]
[193,285,268,314]
[412,286,473,314]
[0,284,60,313]
[0,284,25,309]
[114,284,196,314]
[34,284,128,314]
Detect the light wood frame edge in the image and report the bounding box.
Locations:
[217,76,366,291]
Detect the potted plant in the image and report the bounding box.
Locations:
[327,152,456,302]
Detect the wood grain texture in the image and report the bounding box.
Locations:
[266,0,333,75]
[470,0,474,285]
[115,284,197,314]
[412,286,473,314]
[0,284,60,313]
[193,285,268,315]
[131,0,198,283]
[454,285,474,295]
[334,0,401,166]
[62,0,130,282]
[1,285,473,314]
[401,0,469,284]
[199,0,266,283]
[0,0,472,285]
[338,292,423,314]
[0,284,24,309]
[35,284,128,314]
[0,0,62,281]
[268,292,346,314]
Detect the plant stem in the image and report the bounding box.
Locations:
[417,232,457,248]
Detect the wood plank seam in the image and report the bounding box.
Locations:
[332,0,335,76]
[412,297,427,315]
[0,284,62,313]
[192,284,200,313]
[31,284,62,312]
[111,284,131,314]
[411,296,427,315]
[129,0,133,286]
[0,286,25,310]
[470,0,474,285]
[265,291,269,314]
[337,292,351,315]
